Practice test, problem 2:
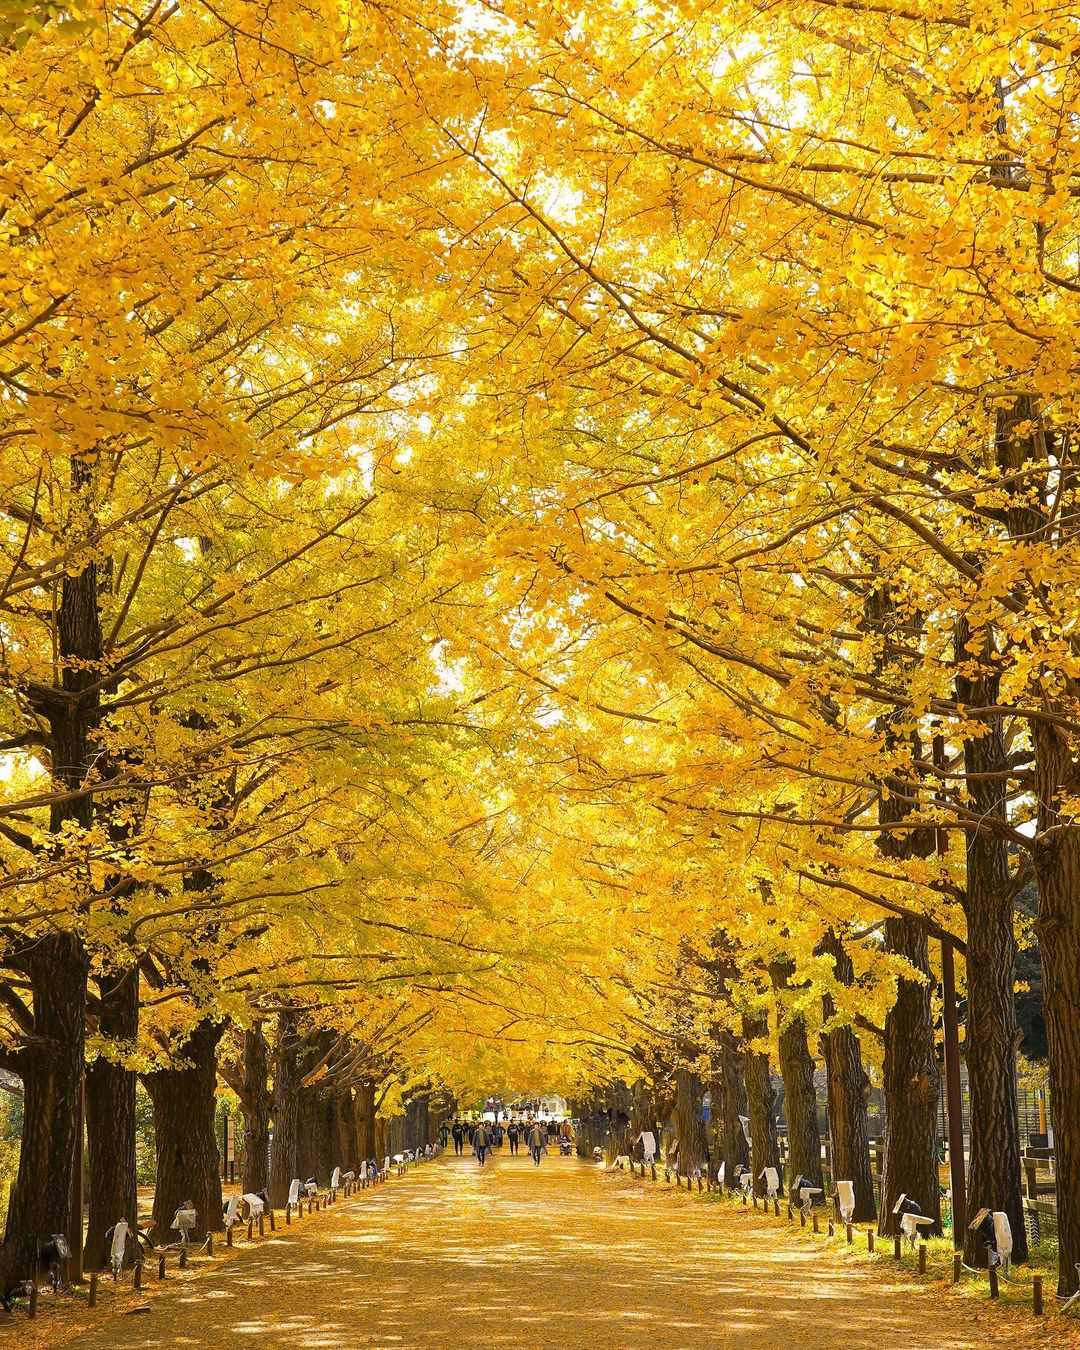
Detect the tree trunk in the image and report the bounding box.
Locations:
[879,917,941,1236]
[84,966,139,1270]
[819,932,876,1222]
[742,1014,781,1197]
[673,1067,708,1177]
[863,581,942,1236]
[0,934,89,1292]
[956,619,1027,1265]
[335,1091,357,1168]
[1,484,100,1292]
[294,1088,320,1181]
[143,1019,225,1243]
[241,1026,271,1194]
[1033,721,1080,1293]
[770,962,823,1191]
[268,1011,300,1207]
[375,1115,387,1162]
[717,1029,750,1187]
[354,1080,377,1161]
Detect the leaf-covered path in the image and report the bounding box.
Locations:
[68,1155,994,1349]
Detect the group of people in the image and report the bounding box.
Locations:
[440,1117,573,1166]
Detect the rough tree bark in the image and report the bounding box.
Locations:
[741,1013,781,1197]
[879,917,941,1236]
[769,962,823,1191]
[143,1018,225,1243]
[0,934,89,1291]
[956,616,1027,1265]
[354,1079,377,1161]
[1032,721,1080,1292]
[865,580,942,1236]
[673,1066,708,1177]
[241,1025,271,1194]
[819,932,876,1222]
[0,510,105,1291]
[268,1011,300,1207]
[84,966,139,1269]
[717,1028,750,1187]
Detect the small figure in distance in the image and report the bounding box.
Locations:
[451,1119,465,1156]
[473,1119,491,1166]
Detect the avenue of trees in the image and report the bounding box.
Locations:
[2,0,1080,1300]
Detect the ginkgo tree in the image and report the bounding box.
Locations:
[4,0,1080,1308]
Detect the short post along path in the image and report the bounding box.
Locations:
[67,1155,999,1348]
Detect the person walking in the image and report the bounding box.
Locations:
[528,1121,546,1166]
[451,1120,465,1156]
[439,1120,449,1149]
[474,1120,491,1166]
[507,1120,520,1156]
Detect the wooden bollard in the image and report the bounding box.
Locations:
[158,1255,166,1281]
[651,1164,657,1182]
[247,1218,254,1240]
[867,1230,875,1254]
[742,1190,747,1205]
[314,1197,320,1212]
[827,1218,834,1237]
[813,1212,820,1234]
[753,1193,758,1209]
[1033,1275,1044,1316]
[846,1223,853,1244]
[134,1263,142,1291]
[88,1273,98,1308]
[918,1244,927,1276]
[179,1246,187,1269]
[285,1206,291,1226]
[28,1284,38,1319]
[953,1252,962,1283]
[207,1232,214,1256]
[258,1214,265,1237]
[773,1198,780,1217]
[800,1209,806,1227]
[894,1235,902,1261]
[226,1224,233,1247]
[269,1210,276,1232]
[675,1174,681,1189]
[697,1175,703,1193]
[989,1264,999,1299]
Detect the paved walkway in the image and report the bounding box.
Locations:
[66,1153,989,1349]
